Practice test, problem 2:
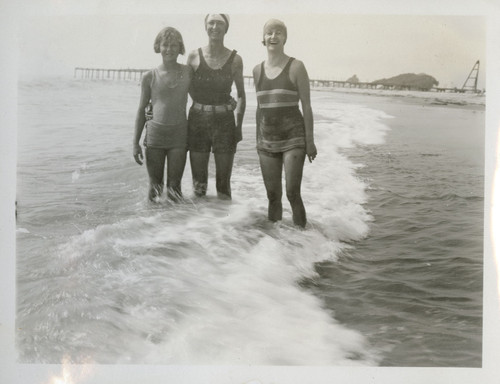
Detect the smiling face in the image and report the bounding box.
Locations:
[262,19,287,49]
[205,14,228,40]
[264,27,286,48]
[153,27,185,57]
[159,39,181,63]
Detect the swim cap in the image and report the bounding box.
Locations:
[205,14,230,32]
[262,19,287,45]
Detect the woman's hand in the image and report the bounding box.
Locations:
[235,123,243,143]
[133,143,144,165]
[306,142,317,163]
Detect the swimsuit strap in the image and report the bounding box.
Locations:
[283,57,295,74]
[257,61,265,88]
[197,48,207,68]
[150,67,158,88]
[222,50,237,69]
[259,57,295,85]
[198,48,237,70]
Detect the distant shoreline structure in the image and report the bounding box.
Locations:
[73,65,484,95]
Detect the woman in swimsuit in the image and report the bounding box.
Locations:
[187,14,246,200]
[133,27,192,202]
[253,19,317,227]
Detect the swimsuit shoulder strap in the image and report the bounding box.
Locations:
[256,61,265,88]
[198,47,207,68]
[222,49,237,69]
[150,68,158,88]
[284,57,295,73]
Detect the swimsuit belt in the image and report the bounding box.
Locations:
[192,102,234,113]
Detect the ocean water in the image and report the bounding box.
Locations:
[16,78,484,366]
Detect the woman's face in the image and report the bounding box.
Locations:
[205,16,227,40]
[159,39,181,62]
[263,26,286,49]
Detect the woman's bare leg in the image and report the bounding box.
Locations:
[283,148,306,227]
[258,152,283,222]
[214,152,234,199]
[145,147,166,201]
[189,151,210,197]
[166,148,187,201]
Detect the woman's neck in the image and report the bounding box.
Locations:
[266,50,287,67]
[207,39,225,55]
[160,60,180,71]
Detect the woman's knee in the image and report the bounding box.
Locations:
[286,188,302,203]
[267,189,282,202]
[190,152,210,177]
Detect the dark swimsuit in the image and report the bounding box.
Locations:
[255,57,305,155]
[190,48,236,105]
[188,49,237,153]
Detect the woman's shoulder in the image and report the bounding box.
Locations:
[140,70,154,84]
[215,47,236,62]
[188,47,201,57]
[180,63,194,77]
[231,51,243,65]
[252,62,263,74]
[289,58,305,69]
[289,58,307,78]
[187,48,201,65]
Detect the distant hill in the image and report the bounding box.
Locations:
[346,74,359,83]
[371,73,439,91]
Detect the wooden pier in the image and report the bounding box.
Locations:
[74,67,482,93]
[74,67,149,81]
[73,67,379,89]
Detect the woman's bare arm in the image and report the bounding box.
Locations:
[133,71,152,165]
[291,60,317,162]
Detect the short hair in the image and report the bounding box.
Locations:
[262,19,287,46]
[153,27,185,55]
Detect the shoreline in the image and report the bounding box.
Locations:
[312,86,485,111]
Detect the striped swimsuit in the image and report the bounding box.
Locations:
[255,57,305,154]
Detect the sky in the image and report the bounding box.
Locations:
[18,13,486,89]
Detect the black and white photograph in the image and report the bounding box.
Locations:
[1,1,499,383]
